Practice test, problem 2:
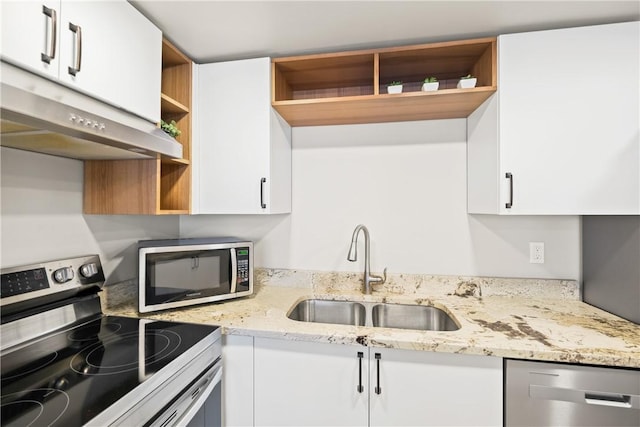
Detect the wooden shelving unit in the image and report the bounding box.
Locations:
[272,37,497,126]
[157,38,192,214]
[84,38,192,214]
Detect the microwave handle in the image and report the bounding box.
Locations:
[230,248,238,293]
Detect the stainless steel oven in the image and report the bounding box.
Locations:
[1,255,222,427]
[138,237,253,313]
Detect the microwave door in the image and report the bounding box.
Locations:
[150,251,231,303]
[153,257,204,302]
[190,251,233,296]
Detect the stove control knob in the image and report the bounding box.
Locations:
[80,263,99,278]
[53,267,74,283]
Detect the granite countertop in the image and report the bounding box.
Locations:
[103,269,640,368]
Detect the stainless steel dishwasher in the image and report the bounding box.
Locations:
[505,359,640,426]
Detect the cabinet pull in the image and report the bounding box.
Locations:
[505,172,513,209]
[260,177,267,209]
[374,353,382,395]
[357,352,364,393]
[68,22,82,76]
[41,5,57,64]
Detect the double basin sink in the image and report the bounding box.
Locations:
[287,298,460,332]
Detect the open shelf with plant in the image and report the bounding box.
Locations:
[84,38,192,214]
[271,37,496,126]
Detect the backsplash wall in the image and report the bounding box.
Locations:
[1,120,580,283]
[181,119,581,280]
[0,147,179,283]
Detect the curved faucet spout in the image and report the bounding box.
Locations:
[347,224,386,295]
[347,224,368,262]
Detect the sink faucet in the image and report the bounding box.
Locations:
[347,224,387,295]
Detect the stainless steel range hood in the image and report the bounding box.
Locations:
[0,61,182,160]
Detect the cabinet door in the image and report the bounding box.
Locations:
[254,338,368,427]
[498,22,639,214]
[370,348,502,427]
[57,0,161,122]
[1,0,61,79]
[196,58,291,214]
[222,335,254,427]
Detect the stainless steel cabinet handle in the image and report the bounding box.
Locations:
[260,177,267,209]
[41,6,57,64]
[68,22,82,76]
[505,172,513,209]
[374,353,382,395]
[357,352,364,393]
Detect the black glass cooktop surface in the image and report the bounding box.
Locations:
[0,315,219,427]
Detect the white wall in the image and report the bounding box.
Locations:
[0,147,179,283]
[181,119,581,280]
[1,120,581,283]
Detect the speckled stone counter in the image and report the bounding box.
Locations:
[103,269,640,368]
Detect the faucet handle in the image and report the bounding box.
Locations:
[370,267,387,286]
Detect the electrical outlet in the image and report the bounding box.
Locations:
[529,242,544,264]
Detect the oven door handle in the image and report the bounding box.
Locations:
[174,361,223,426]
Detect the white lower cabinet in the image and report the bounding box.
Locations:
[369,347,502,426]
[252,337,503,427]
[254,338,368,426]
[222,335,254,427]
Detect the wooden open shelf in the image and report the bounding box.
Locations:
[272,37,496,126]
[161,93,189,115]
[84,38,192,215]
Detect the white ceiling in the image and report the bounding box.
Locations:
[130,1,639,63]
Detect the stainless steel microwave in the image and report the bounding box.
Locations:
[138,237,253,313]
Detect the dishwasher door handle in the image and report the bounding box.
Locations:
[530,385,639,409]
[585,393,634,409]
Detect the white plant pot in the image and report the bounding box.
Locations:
[457,78,477,89]
[387,85,403,94]
[422,82,439,92]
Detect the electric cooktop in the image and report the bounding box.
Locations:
[1,314,219,426]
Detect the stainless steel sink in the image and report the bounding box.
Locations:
[372,303,459,331]
[287,299,460,331]
[287,299,366,326]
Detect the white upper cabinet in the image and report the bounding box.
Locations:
[1,0,161,123]
[195,57,292,214]
[1,0,61,79]
[57,1,161,122]
[468,22,639,215]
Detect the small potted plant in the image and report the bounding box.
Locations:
[160,119,181,138]
[422,76,439,92]
[387,81,403,94]
[457,74,477,89]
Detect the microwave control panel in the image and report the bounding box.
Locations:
[236,248,250,291]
